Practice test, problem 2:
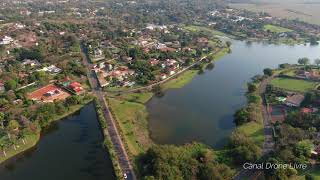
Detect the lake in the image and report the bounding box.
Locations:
[0,103,115,180]
[147,40,320,148]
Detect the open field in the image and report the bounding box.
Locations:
[270,77,318,92]
[162,70,198,90]
[263,24,293,33]
[108,98,152,156]
[182,25,230,37]
[108,92,154,104]
[237,121,264,146]
[230,3,320,25]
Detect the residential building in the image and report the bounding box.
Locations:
[285,94,305,107]
[0,36,14,45]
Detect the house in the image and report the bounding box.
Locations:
[160,73,167,80]
[285,94,305,107]
[68,82,83,94]
[165,59,178,66]
[301,108,318,114]
[20,9,31,16]
[22,59,40,67]
[94,48,104,58]
[168,68,176,75]
[296,70,320,80]
[149,59,159,66]
[27,84,71,103]
[0,36,14,45]
[276,97,287,103]
[38,65,62,74]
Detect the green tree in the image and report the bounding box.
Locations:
[247,82,257,93]
[234,108,250,126]
[7,120,20,132]
[226,41,232,48]
[298,57,310,70]
[263,68,273,76]
[314,58,320,68]
[0,112,5,129]
[4,79,18,90]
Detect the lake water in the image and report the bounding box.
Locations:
[147,40,320,148]
[0,103,116,180]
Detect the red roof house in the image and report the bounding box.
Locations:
[69,82,83,94]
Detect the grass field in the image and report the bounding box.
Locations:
[230,3,320,25]
[237,121,264,146]
[162,70,198,90]
[108,92,154,104]
[270,77,318,92]
[182,25,228,37]
[108,97,152,156]
[263,24,293,33]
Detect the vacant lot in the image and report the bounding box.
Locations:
[263,24,293,33]
[230,3,320,25]
[270,77,318,92]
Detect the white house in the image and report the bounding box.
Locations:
[0,36,14,45]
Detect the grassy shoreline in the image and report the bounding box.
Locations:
[0,99,93,164]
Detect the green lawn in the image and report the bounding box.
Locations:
[162,70,198,90]
[237,121,264,147]
[108,98,152,156]
[263,24,293,33]
[111,92,154,104]
[0,133,40,163]
[270,77,317,92]
[182,25,228,37]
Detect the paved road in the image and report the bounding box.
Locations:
[233,77,275,180]
[259,77,275,154]
[81,45,136,180]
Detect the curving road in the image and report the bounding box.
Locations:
[81,45,136,180]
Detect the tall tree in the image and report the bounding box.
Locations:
[0,112,5,129]
[314,58,320,68]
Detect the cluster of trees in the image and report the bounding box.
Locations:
[228,131,262,165]
[0,94,92,157]
[138,143,234,180]
[32,95,91,128]
[234,81,262,126]
[0,112,38,157]
[129,60,156,85]
[13,48,43,61]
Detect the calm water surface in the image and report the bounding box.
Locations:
[147,40,320,148]
[0,103,115,180]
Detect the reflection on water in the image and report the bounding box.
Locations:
[147,40,320,149]
[0,103,115,180]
